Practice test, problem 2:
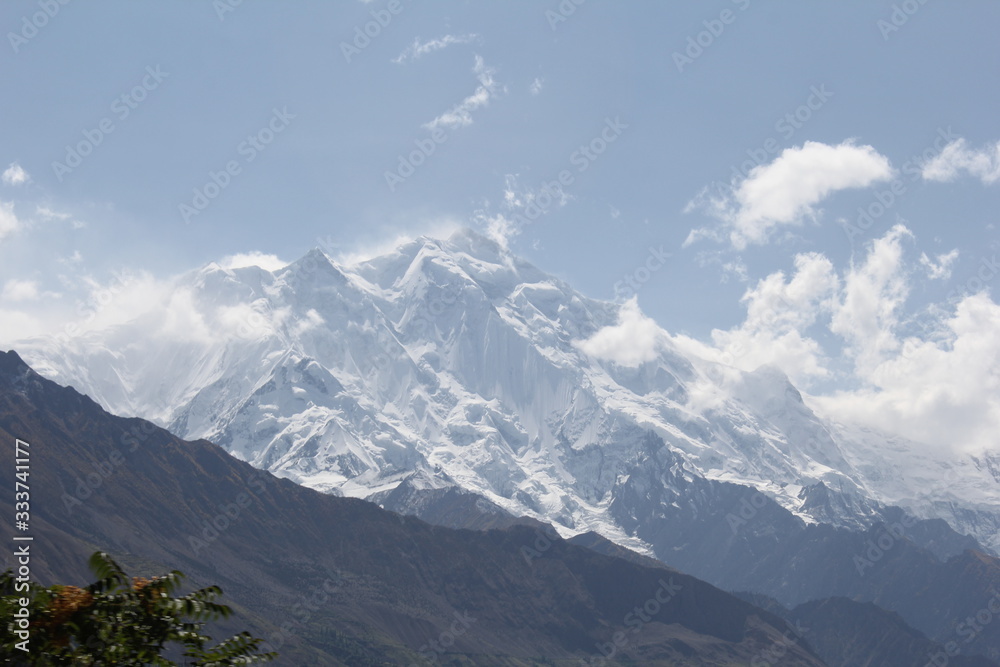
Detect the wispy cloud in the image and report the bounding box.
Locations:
[919,249,959,280]
[423,55,503,131]
[35,206,70,221]
[922,138,1000,185]
[2,162,29,186]
[1,279,40,302]
[475,173,571,249]
[392,34,478,64]
[685,140,894,250]
[529,77,544,96]
[0,201,22,241]
[34,205,86,229]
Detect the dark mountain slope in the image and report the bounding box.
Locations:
[609,438,1000,658]
[732,592,999,667]
[0,350,826,666]
[372,477,549,531]
[791,597,998,667]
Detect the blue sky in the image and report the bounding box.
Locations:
[2,1,999,451]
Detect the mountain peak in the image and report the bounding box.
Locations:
[281,246,350,286]
[14,227,1000,563]
[0,349,29,376]
[301,246,334,264]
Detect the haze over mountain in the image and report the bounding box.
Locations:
[19,228,1000,557]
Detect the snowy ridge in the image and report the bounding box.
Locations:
[18,228,1000,553]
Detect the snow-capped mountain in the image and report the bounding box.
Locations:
[19,228,1000,555]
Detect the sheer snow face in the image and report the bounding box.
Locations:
[14,228,1000,553]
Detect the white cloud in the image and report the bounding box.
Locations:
[214,301,289,342]
[35,206,69,221]
[689,250,748,285]
[73,271,168,334]
[473,173,572,249]
[336,217,463,266]
[576,298,661,367]
[671,251,838,386]
[529,77,544,96]
[922,138,1000,184]
[685,140,895,249]
[67,271,273,346]
[671,223,1000,454]
[744,252,839,333]
[66,267,302,347]
[481,212,518,251]
[502,174,523,209]
[392,34,478,64]
[1,279,39,302]
[505,172,571,212]
[0,250,319,350]
[814,291,1000,454]
[423,55,502,131]
[672,226,913,386]
[829,224,911,375]
[0,269,170,348]
[2,163,29,186]
[0,201,22,241]
[219,251,288,272]
[291,308,324,335]
[720,258,748,284]
[0,201,78,244]
[157,288,216,344]
[35,205,85,229]
[0,309,45,345]
[919,248,959,280]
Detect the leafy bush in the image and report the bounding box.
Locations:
[0,551,276,666]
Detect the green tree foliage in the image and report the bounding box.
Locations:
[0,551,276,666]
